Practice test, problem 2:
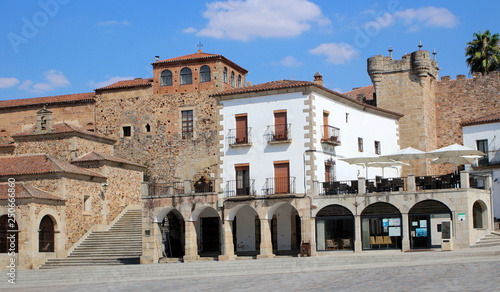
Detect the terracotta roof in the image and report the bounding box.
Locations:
[12,122,115,143]
[0,154,106,178]
[154,52,248,74]
[95,78,153,91]
[0,183,64,201]
[343,85,375,101]
[0,92,95,109]
[213,80,403,118]
[461,112,500,126]
[156,52,221,63]
[73,151,146,169]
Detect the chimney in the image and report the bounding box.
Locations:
[314,72,323,86]
[155,56,160,62]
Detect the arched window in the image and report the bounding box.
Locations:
[473,201,486,228]
[0,215,18,253]
[231,71,235,87]
[180,67,192,85]
[238,75,242,87]
[160,70,173,86]
[223,67,228,83]
[39,216,55,252]
[200,65,211,83]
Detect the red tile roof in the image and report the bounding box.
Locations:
[213,80,402,118]
[73,151,145,169]
[154,52,248,74]
[95,78,153,91]
[343,85,375,101]
[0,183,64,201]
[0,154,106,178]
[461,112,500,126]
[12,122,115,143]
[0,92,95,109]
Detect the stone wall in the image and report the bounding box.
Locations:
[13,136,113,161]
[0,103,95,135]
[95,90,219,182]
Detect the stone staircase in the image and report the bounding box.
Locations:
[41,209,142,269]
[471,231,500,248]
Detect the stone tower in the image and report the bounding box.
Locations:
[367,46,439,175]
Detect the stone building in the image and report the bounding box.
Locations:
[0,108,145,269]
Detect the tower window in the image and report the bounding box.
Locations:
[200,65,211,83]
[160,70,173,86]
[181,110,194,139]
[122,126,131,137]
[145,123,151,133]
[180,67,192,85]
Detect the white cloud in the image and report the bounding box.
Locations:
[309,43,359,64]
[195,0,331,41]
[18,70,70,93]
[394,6,458,30]
[280,56,303,68]
[0,77,20,88]
[96,20,131,26]
[88,76,135,89]
[182,27,197,34]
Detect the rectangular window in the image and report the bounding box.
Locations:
[235,114,248,144]
[181,110,194,139]
[84,195,91,213]
[323,111,329,140]
[374,141,381,155]
[122,126,131,137]
[358,137,364,152]
[274,161,290,194]
[274,110,288,141]
[235,164,250,195]
[476,139,489,166]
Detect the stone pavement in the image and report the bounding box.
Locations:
[2,246,500,291]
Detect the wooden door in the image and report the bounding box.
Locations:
[274,162,289,194]
[235,114,248,144]
[274,111,287,140]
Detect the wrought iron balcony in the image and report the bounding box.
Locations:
[321,125,341,146]
[223,179,255,197]
[227,128,252,146]
[265,123,291,143]
[262,177,296,195]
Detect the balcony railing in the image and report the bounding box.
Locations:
[265,123,291,143]
[317,172,488,196]
[321,125,341,146]
[147,179,216,196]
[223,179,256,197]
[227,128,252,146]
[262,177,296,195]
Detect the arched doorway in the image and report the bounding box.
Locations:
[361,202,402,250]
[157,209,185,258]
[0,215,18,253]
[409,200,452,249]
[315,205,354,251]
[230,205,260,256]
[473,200,487,229]
[39,215,55,252]
[196,207,221,256]
[267,203,301,256]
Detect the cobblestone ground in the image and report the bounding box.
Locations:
[4,257,499,292]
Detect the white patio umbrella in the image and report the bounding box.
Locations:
[430,155,483,165]
[382,147,427,161]
[426,143,485,159]
[365,160,410,177]
[339,153,393,178]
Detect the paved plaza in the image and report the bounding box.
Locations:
[2,248,500,291]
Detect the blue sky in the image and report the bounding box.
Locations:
[1,0,499,101]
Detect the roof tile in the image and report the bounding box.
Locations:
[0,183,64,201]
[0,92,94,109]
[95,78,153,91]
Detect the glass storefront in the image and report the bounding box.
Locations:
[316,205,354,251]
[361,203,402,250]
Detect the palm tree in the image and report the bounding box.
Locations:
[465,30,500,75]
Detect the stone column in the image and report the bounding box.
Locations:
[407,174,416,192]
[401,212,410,251]
[183,221,199,262]
[303,216,317,256]
[460,171,470,189]
[257,219,273,258]
[354,215,362,253]
[219,220,236,261]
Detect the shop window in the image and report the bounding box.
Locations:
[180,67,192,85]
[181,110,194,139]
[0,215,18,253]
[39,216,55,252]
[200,65,211,83]
[160,70,173,86]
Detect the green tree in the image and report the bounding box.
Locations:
[465,30,500,75]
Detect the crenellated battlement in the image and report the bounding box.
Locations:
[440,71,500,83]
